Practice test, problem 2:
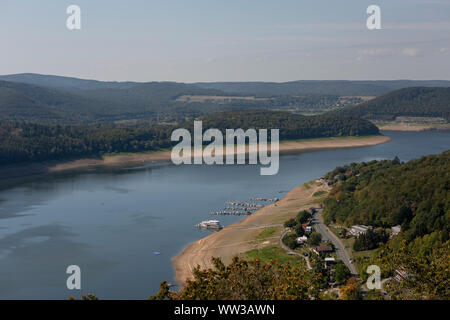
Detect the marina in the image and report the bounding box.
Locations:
[209,198,279,217]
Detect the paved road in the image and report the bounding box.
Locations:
[312,210,358,276]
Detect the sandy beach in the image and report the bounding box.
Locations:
[0,135,391,180]
[172,180,330,286]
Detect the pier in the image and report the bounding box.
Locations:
[210,196,280,216]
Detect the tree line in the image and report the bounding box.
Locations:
[0,111,380,165]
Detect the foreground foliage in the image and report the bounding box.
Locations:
[151,257,322,300]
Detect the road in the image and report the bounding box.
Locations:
[312,210,358,276]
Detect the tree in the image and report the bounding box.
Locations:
[334,262,351,285]
[363,290,385,300]
[284,218,297,228]
[353,229,389,251]
[294,223,304,237]
[151,257,321,300]
[282,232,299,249]
[308,232,322,246]
[339,277,361,300]
[296,210,311,224]
[383,240,450,299]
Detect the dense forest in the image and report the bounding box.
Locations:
[340,87,450,121]
[0,111,379,165]
[323,151,449,243]
[200,110,379,139]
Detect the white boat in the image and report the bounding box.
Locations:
[195,220,223,230]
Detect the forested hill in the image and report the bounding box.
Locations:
[199,110,379,139]
[3,74,450,96]
[0,73,136,91]
[196,80,450,96]
[0,80,226,123]
[339,87,450,121]
[323,151,450,299]
[0,111,379,165]
[323,151,449,243]
[3,74,450,125]
[0,80,131,123]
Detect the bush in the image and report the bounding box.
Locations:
[334,262,351,285]
[282,232,299,249]
[353,229,389,251]
[294,224,304,237]
[151,257,321,300]
[296,210,311,224]
[284,218,297,228]
[307,232,322,246]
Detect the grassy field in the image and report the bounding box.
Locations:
[175,95,269,103]
[243,246,305,267]
[254,226,279,240]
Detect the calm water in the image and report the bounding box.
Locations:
[0,130,449,299]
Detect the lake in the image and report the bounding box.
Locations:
[0,130,449,299]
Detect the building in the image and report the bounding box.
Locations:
[311,245,333,256]
[302,224,312,234]
[324,257,336,267]
[296,236,308,244]
[391,225,401,236]
[349,225,372,236]
[393,266,411,282]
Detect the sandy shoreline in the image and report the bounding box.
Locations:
[172,180,330,286]
[378,123,450,132]
[0,135,391,180]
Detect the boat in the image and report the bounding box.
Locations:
[195,220,223,230]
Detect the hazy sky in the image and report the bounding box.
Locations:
[1,0,450,82]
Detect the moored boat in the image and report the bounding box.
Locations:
[195,220,223,230]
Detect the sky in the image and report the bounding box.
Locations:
[1,0,450,82]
